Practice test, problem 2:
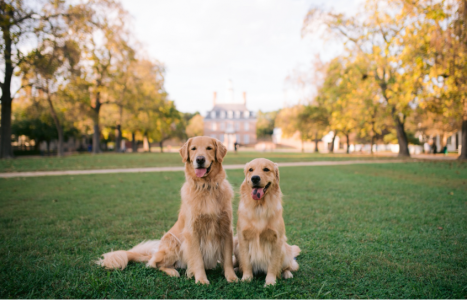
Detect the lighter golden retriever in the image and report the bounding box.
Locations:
[97,136,238,284]
[234,158,300,286]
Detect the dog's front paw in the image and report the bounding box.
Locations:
[241,273,253,282]
[282,270,293,279]
[195,277,210,285]
[225,269,238,282]
[225,270,238,283]
[264,274,276,287]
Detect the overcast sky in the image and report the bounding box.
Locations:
[119,0,363,114]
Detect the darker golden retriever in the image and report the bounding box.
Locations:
[97,136,238,284]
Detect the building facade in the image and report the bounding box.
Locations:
[204,81,256,150]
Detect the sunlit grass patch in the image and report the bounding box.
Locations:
[0,162,465,298]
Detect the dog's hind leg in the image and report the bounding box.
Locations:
[147,232,183,278]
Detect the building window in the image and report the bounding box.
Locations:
[220,111,225,119]
[212,122,217,131]
[220,122,225,130]
[227,122,233,131]
[244,134,249,144]
[219,134,224,142]
[235,111,241,118]
[211,111,216,118]
[244,122,249,131]
[227,110,233,119]
[236,134,240,143]
[235,122,240,131]
[244,111,249,118]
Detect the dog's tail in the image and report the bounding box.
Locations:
[96,240,161,270]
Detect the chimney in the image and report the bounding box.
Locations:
[213,91,217,106]
[243,91,246,105]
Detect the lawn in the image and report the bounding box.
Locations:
[0,162,466,298]
[0,151,397,173]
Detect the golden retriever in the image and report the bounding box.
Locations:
[234,158,300,286]
[97,136,238,284]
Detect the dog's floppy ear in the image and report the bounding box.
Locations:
[214,138,227,163]
[243,162,250,177]
[274,163,280,182]
[179,138,192,163]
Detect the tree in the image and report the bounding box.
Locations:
[66,0,135,154]
[315,58,347,153]
[276,105,316,152]
[412,0,467,159]
[20,26,80,156]
[300,105,329,152]
[256,110,278,139]
[186,114,204,138]
[12,97,79,154]
[303,0,421,157]
[119,57,170,152]
[0,0,69,158]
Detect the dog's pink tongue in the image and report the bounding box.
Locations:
[251,188,264,200]
[195,168,207,177]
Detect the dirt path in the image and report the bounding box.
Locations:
[0,160,406,178]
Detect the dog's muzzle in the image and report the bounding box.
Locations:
[194,161,212,178]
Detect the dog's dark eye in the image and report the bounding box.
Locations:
[207,147,212,150]
[191,147,196,151]
[263,168,270,172]
[249,168,253,172]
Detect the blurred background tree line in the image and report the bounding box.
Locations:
[1,0,466,159]
[0,0,196,158]
[274,0,467,159]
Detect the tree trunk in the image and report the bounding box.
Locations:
[45,93,64,157]
[459,101,467,160]
[379,80,410,157]
[346,133,350,154]
[0,21,13,159]
[0,96,12,159]
[115,105,123,152]
[392,109,410,157]
[301,139,304,153]
[92,122,101,154]
[46,141,50,155]
[115,124,121,153]
[132,132,138,153]
[330,131,337,153]
[92,89,102,154]
[160,141,164,153]
[314,132,319,153]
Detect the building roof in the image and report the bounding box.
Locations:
[211,103,249,112]
[205,103,255,120]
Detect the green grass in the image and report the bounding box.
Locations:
[0,151,397,173]
[1,161,466,298]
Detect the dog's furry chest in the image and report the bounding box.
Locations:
[192,211,231,269]
[244,228,279,274]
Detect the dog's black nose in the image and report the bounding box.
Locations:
[196,156,206,165]
[251,175,261,184]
